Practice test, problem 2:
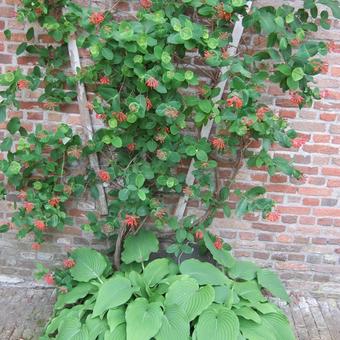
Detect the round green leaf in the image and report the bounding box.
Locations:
[93,276,134,317]
[126,298,163,340]
[291,67,304,81]
[196,305,239,340]
[69,248,107,282]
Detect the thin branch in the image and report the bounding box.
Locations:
[113,223,127,270]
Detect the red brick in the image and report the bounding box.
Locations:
[298,187,332,196]
[303,145,338,154]
[327,179,340,187]
[320,113,336,121]
[331,66,340,77]
[239,232,256,240]
[303,198,319,206]
[267,184,297,193]
[0,54,12,64]
[322,167,340,176]
[253,223,285,233]
[279,110,296,118]
[277,234,294,243]
[314,208,340,217]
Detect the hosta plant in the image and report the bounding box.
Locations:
[37,246,294,340]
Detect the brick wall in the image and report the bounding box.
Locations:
[0,0,339,296]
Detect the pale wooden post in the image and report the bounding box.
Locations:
[67,38,108,215]
[174,2,253,219]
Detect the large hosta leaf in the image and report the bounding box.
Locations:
[228,261,258,281]
[155,305,190,340]
[56,317,89,340]
[104,323,126,340]
[203,233,235,268]
[70,248,107,282]
[234,281,266,303]
[234,306,261,323]
[126,298,163,340]
[165,278,215,321]
[93,277,133,317]
[107,307,125,332]
[239,312,295,340]
[179,259,230,286]
[122,230,159,264]
[143,258,170,287]
[257,269,290,302]
[55,283,95,309]
[85,316,108,339]
[196,305,239,340]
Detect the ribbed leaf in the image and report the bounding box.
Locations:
[240,312,295,340]
[122,230,159,264]
[55,283,95,309]
[126,298,163,340]
[70,248,107,282]
[234,306,261,323]
[203,233,235,268]
[257,269,290,302]
[196,305,239,340]
[228,261,258,281]
[56,317,89,340]
[143,258,170,287]
[180,259,231,286]
[107,307,125,332]
[93,277,133,317]
[85,316,108,339]
[104,323,126,340]
[165,278,214,321]
[155,305,190,340]
[234,281,266,303]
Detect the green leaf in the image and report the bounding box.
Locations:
[291,67,304,81]
[135,174,145,188]
[112,136,122,148]
[4,29,11,40]
[26,27,34,41]
[57,317,89,340]
[0,137,12,152]
[7,161,21,175]
[234,281,266,303]
[165,278,215,321]
[126,298,163,340]
[228,261,258,281]
[0,224,9,233]
[16,42,27,55]
[69,248,107,282]
[55,283,95,309]
[318,0,340,19]
[203,233,236,268]
[234,306,261,324]
[179,259,230,286]
[198,100,212,113]
[102,48,114,60]
[104,323,126,340]
[86,317,108,339]
[0,105,6,122]
[7,117,21,134]
[257,269,290,302]
[239,312,295,340]
[155,305,190,340]
[122,229,159,264]
[196,150,208,162]
[107,307,125,333]
[196,305,239,340]
[93,276,134,317]
[143,258,170,287]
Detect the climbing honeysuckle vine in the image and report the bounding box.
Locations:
[0,0,338,265]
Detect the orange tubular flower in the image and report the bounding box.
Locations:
[145,77,159,88]
[211,137,225,151]
[124,214,139,228]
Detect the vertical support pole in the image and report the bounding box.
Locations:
[174,2,253,219]
[67,38,108,215]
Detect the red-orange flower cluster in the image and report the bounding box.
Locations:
[89,12,104,25]
[211,137,225,151]
[145,77,159,88]
[32,242,41,251]
[44,273,55,285]
[114,111,127,123]
[226,96,243,108]
[34,220,45,231]
[124,214,139,228]
[146,97,153,110]
[140,0,152,9]
[127,143,136,152]
[63,258,76,268]
[17,80,29,90]
[24,201,34,213]
[99,76,110,84]
[290,92,304,106]
[214,237,223,250]
[49,197,60,207]
[256,106,270,121]
[98,170,110,182]
[266,211,280,222]
[292,137,307,148]
[195,230,203,240]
